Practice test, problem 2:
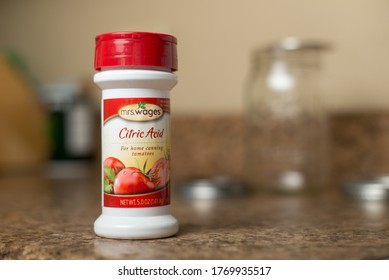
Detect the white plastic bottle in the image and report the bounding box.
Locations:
[93,31,179,239]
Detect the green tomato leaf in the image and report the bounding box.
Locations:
[104,178,113,193]
[143,159,148,174]
[104,166,116,182]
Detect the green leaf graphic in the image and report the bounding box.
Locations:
[138,102,146,109]
[104,166,116,182]
[104,178,113,193]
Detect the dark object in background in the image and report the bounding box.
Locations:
[40,82,96,161]
[39,82,98,179]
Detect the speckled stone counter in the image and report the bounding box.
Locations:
[1,171,389,260]
[171,113,389,188]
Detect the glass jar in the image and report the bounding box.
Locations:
[245,37,329,193]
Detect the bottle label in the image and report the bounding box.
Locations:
[102,97,170,208]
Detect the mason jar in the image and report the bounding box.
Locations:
[245,37,330,193]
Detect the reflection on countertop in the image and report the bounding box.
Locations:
[0,169,389,260]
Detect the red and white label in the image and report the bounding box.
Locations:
[102,98,171,208]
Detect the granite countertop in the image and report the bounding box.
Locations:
[1,168,389,260]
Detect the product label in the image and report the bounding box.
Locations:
[102,98,170,208]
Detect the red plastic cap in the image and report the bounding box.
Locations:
[94,31,177,71]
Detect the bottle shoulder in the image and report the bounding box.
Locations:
[94,69,176,81]
[94,70,177,90]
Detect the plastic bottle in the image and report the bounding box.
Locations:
[93,31,179,239]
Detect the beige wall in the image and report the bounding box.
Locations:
[1,0,389,114]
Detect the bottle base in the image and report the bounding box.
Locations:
[94,213,178,239]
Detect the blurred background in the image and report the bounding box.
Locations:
[2,0,389,113]
[1,0,389,191]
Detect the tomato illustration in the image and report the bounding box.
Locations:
[114,167,155,195]
[150,158,170,189]
[103,157,125,194]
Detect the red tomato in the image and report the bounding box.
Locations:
[150,158,170,189]
[114,167,155,195]
[104,157,125,179]
[103,157,125,194]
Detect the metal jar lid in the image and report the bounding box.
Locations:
[175,176,246,200]
[343,176,389,201]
